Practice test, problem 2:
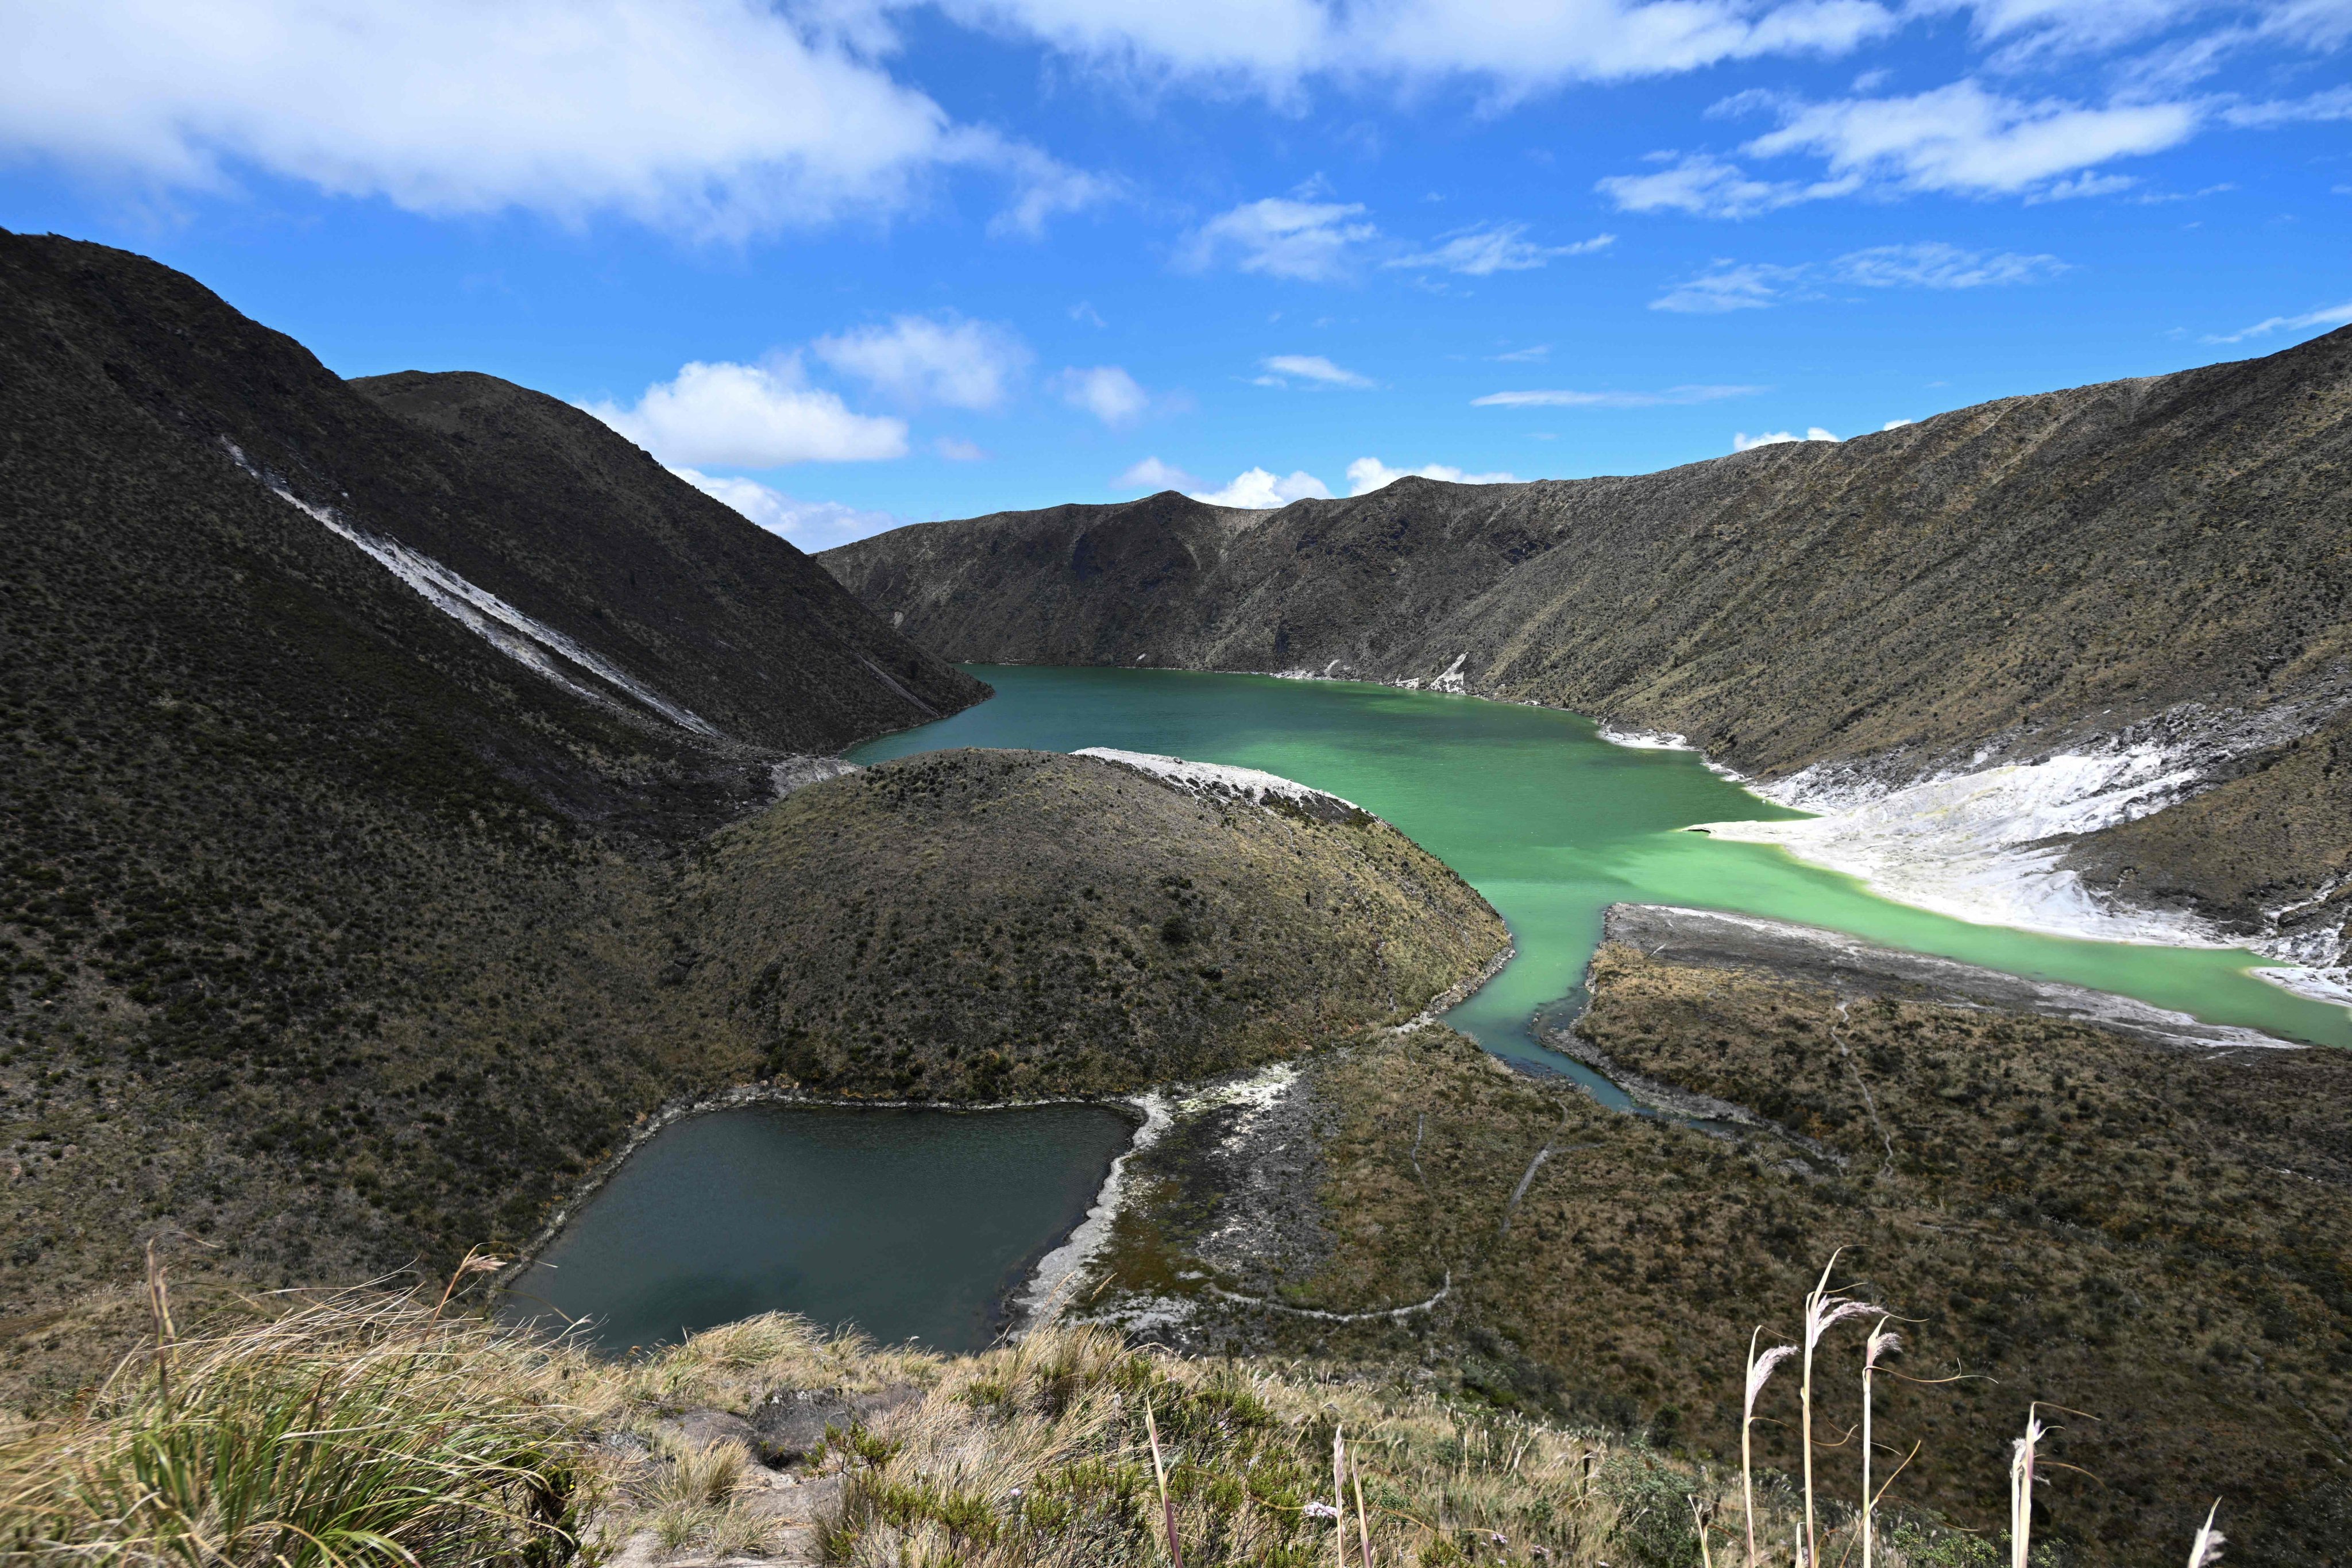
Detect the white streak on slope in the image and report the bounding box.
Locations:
[255,467,720,737]
[1077,747,1365,817]
[1694,746,2228,946]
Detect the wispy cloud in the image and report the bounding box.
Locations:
[1385,223,1613,276]
[1473,384,1766,409]
[1600,80,2200,217]
[2221,84,2352,127]
[2203,299,2352,344]
[953,0,1902,95]
[1834,242,2068,288]
[1650,243,2067,311]
[1491,344,1551,362]
[1597,153,1848,218]
[1652,261,1806,312]
[1255,354,1377,389]
[1179,197,1377,282]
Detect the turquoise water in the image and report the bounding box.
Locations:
[504,1104,1134,1354]
[853,665,2351,1062]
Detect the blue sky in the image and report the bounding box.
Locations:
[6,1,2349,542]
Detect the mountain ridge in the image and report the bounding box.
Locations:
[0,230,988,1330]
[820,328,2352,968]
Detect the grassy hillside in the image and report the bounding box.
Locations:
[683,749,1509,1101]
[820,329,2352,955]
[0,231,979,1373]
[4,1288,1886,1568]
[1081,915,2352,1565]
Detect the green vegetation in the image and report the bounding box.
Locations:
[682,750,1507,1101]
[1,1268,2212,1568]
[1086,969,2352,1565]
[2,1288,589,1567]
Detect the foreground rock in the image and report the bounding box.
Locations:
[1083,906,2352,1565]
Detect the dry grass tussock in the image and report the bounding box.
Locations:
[0,1282,601,1567]
[806,1317,1872,1568]
[0,1258,2233,1568]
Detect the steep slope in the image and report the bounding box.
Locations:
[821,331,2352,963]
[0,233,979,1342]
[681,749,1508,1100]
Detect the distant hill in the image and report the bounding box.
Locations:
[0,232,981,1336]
[821,331,2352,961]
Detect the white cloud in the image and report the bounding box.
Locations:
[1602,80,2200,217]
[1189,467,1334,508]
[1651,261,1807,312]
[1733,426,1840,450]
[1597,153,1846,218]
[1943,0,2352,72]
[1180,198,1378,283]
[1385,224,1615,276]
[1,0,1103,240]
[942,0,1903,92]
[813,315,1029,411]
[1651,243,2065,312]
[670,468,905,540]
[1053,365,1152,426]
[1345,457,1519,495]
[1492,345,1551,362]
[934,437,989,461]
[2222,84,2352,127]
[1742,80,2200,196]
[1473,384,1766,407]
[585,360,906,467]
[1833,242,2067,287]
[1117,456,1196,490]
[2202,299,2352,343]
[1883,418,1915,430]
[1256,354,1376,389]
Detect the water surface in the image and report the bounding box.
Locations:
[852,666,2351,1058]
[505,1103,1134,1354]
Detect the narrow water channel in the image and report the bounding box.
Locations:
[504,1103,1134,1354]
[851,665,2352,1057]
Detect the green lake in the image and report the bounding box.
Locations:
[853,665,2352,1060]
[519,665,2343,1354]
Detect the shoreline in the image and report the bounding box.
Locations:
[1052,660,2352,1009]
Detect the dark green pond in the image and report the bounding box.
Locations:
[504,1103,1134,1354]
